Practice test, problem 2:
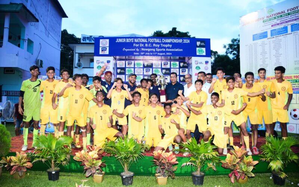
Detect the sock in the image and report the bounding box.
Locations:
[54,126,58,138]
[40,125,46,136]
[244,136,250,149]
[59,131,64,137]
[83,137,87,150]
[87,133,91,146]
[229,137,234,146]
[75,134,80,144]
[225,135,228,149]
[23,128,29,146]
[32,129,39,146]
[266,132,269,137]
[71,131,74,139]
[282,137,287,140]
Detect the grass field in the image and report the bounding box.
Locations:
[1,170,299,187]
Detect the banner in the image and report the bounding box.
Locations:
[240,0,299,76]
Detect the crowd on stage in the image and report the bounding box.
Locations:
[16,64,293,156]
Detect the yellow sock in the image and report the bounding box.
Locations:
[244,136,250,149]
[54,126,58,138]
[266,132,269,137]
[59,131,64,137]
[75,134,80,143]
[230,137,234,145]
[282,137,287,140]
[225,135,228,148]
[71,131,74,139]
[40,125,46,136]
[83,137,87,150]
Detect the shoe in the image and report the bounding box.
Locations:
[227,145,234,150]
[252,146,259,155]
[168,145,173,152]
[223,148,228,155]
[174,145,179,154]
[21,145,28,151]
[246,148,252,156]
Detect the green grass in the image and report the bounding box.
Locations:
[1,170,299,187]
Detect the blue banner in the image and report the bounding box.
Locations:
[94,37,211,57]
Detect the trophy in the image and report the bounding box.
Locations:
[157,75,167,103]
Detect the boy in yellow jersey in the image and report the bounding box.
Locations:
[155,104,183,152]
[172,94,189,143]
[40,66,59,137]
[209,67,227,100]
[222,76,264,155]
[136,78,149,107]
[52,69,71,137]
[89,91,124,148]
[242,72,266,155]
[144,93,164,147]
[181,80,207,140]
[86,76,107,147]
[271,66,293,139]
[233,72,243,88]
[256,68,276,137]
[60,74,98,150]
[19,65,41,151]
[107,78,133,136]
[201,92,243,155]
[113,91,145,141]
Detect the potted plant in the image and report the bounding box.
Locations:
[32,134,72,181]
[74,146,106,183]
[221,146,259,184]
[181,138,220,186]
[104,137,145,186]
[153,150,178,185]
[260,136,299,186]
[0,124,11,176]
[0,152,32,179]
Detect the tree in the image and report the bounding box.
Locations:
[60,29,80,76]
[152,27,192,38]
[211,37,240,75]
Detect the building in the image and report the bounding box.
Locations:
[0,0,67,104]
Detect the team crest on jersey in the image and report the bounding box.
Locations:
[79,94,83,99]
[281,86,286,91]
[263,85,267,89]
[234,94,238,99]
[103,110,107,114]
[120,95,124,99]
[217,111,222,115]
[156,110,161,115]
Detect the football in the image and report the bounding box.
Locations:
[290,108,299,120]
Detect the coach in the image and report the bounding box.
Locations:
[165,72,184,103]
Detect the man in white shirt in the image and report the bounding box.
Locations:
[197,71,212,105]
[183,74,196,97]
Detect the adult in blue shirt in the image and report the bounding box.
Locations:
[165,72,184,103]
[101,71,113,106]
[124,73,137,107]
[149,73,161,98]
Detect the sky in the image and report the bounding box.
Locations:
[59,0,283,54]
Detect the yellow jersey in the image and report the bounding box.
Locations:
[172,105,188,129]
[271,79,293,110]
[63,86,94,117]
[214,79,227,96]
[88,104,112,132]
[222,88,248,111]
[257,80,275,111]
[202,105,231,134]
[161,114,179,136]
[242,84,261,112]
[144,105,165,136]
[124,104,145,128]
[136,88,149,107]
[40,79,59,109]
[53,80,71,110]
[188,90,207,121]
[111,89,129,113]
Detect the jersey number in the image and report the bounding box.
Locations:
[214,116,218,121]
[154,116,157,120]
[248,98,251,102]
[231,101,235,105]
[75,99,78,104]
[50,90,53,94]
[100,116,103,120]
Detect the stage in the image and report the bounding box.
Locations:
[8,134,299,176]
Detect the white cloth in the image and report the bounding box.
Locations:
[202,82,212,105]
[183,84,196,97]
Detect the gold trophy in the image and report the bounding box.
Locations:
[157,75,167,103]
